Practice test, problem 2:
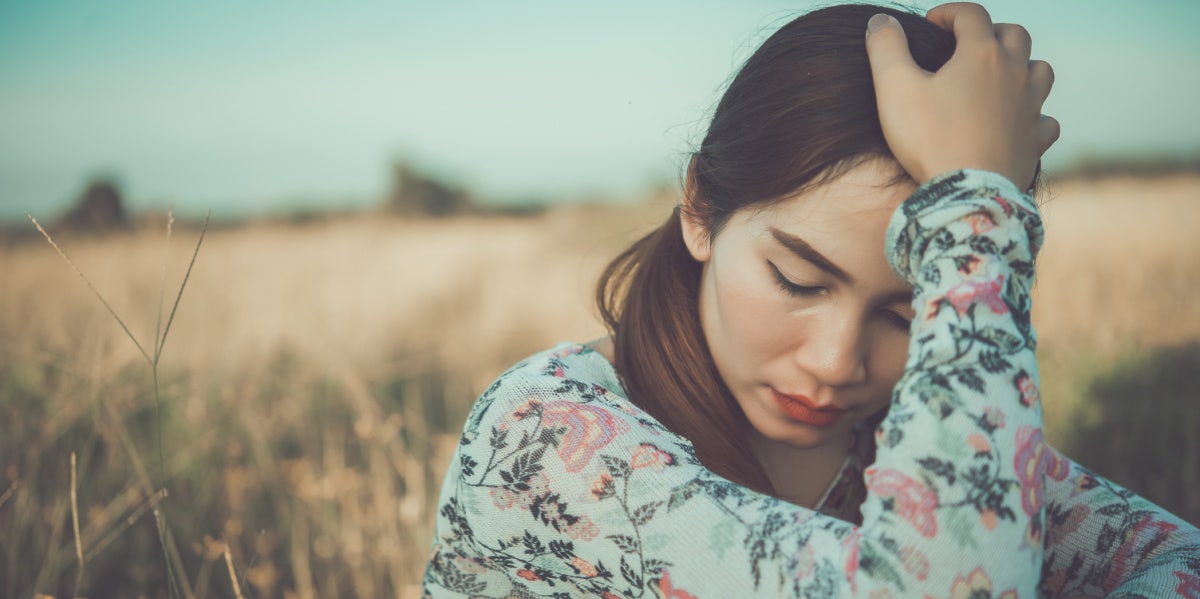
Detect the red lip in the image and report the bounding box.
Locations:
[770,389,845,427]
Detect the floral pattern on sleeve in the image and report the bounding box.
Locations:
[1037,454,1200,598]
[423,169,1200,598]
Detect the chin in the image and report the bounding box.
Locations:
[749,411,851,450]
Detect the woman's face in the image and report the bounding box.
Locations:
[683,158,917,451]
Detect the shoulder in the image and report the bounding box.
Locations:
[459,342,682,446]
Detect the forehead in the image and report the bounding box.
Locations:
[740,160,916,239]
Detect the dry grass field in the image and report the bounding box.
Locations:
[1,175,1198,598]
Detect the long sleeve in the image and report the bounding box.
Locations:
[424,169,1051,597]
[1037,449,1200,598]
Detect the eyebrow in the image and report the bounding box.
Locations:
[768,227,852,284]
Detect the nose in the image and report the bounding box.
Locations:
[795,311,868,387]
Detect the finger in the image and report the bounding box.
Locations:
[865,14,921,80]
[1028,60,1054,104]
[926,2,996,45]
[1036,114,1061,154]
[994,23,1032,62]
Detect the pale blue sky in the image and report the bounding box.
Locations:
[2,0,1197,221]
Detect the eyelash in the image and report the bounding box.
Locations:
[882,310,912,331]
[769,262,826,297]
[770,262,912,331]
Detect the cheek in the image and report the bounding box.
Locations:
[707,262,795,360]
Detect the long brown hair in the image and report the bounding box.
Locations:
[596,4,956,495]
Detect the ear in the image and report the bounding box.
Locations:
[680,157,713,263]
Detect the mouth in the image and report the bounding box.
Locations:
[770,388,846,427]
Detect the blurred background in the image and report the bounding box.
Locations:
[2,1,1198,597]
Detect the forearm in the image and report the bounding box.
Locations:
[1040,452,1200,598]
[860,168,1049,595]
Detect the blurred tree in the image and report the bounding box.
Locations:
[56,178,130,233]
[387,162,471,217]
[1068,343,1200,525]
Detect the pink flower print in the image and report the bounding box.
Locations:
[794,544,816,579]
[865,468,939,537]
[1105,514,1181,593]
[1046,504,1089,547]
[1072,471,1099,497]
[454,556,487,574]
[991,194,1014,217]
[1014,425,1046,515]
[1013,426,1069,517]
[571,556,598,578]
[541,400,630,472]
[923,296,943,321]
[950,567,993,599]
[1023,513,1044,554]
[564,515,600,541]
[964,210,996,234]
[1015,370,1040,407]
[843,528,861,592]
[657,570,698,599]
[513,398,543,419]
[589,473,616,500]
[516,568,541,581]
[550,344,583,360]
[979,508,998,530]
[983,406,1006,429]
[944,273,1008,317]
[967,433,991,454]
[489,486,519,510]
[1045,445,1069,481]
[899,545,930,581]
[1174,570,1200,599]
[525,471,552,498]
[630,443,674,471]
[491,472,552,511]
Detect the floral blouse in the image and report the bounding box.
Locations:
[423,170,1200,598]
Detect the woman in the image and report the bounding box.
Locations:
[424,3,1200,597]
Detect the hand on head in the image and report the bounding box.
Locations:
[865,2,1059,190]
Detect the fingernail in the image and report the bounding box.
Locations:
[867,13,896,34]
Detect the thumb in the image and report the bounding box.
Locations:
[865,14,919,82]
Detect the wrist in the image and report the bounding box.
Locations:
[885,169,1041,283]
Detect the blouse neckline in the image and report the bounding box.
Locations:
[557,341,869,521]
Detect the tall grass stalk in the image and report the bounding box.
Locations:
[224,544,246,599]
[70,452,83,596]
[0,480,19,511]
[27,209,210,598]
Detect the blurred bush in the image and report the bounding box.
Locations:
[1066,343,1200,525]
[1053,153,1200,180]
[56,178,132,234]
[387,162,472,217]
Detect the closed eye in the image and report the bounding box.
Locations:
[881,309,912,331]
[769,262,826,297]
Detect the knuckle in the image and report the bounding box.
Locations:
[1042,116,1062,140]
[964,2,993,19]
[1030,60,1054,83]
